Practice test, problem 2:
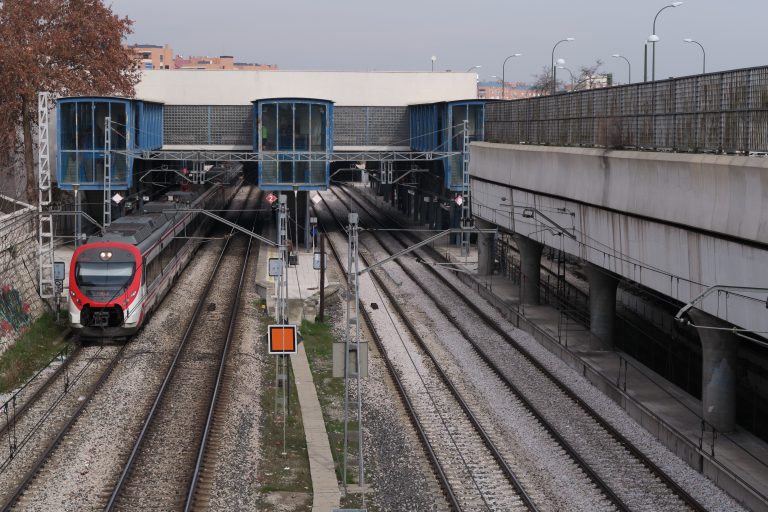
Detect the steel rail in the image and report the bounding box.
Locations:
[316,209,463,512]
[341,183,708,512]
[105,188,255,511]
[1,344,127,512]
[184,196,263,511]
[0,340,78,456]
[319,193,538,511]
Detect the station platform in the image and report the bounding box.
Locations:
[257,248,341,511]
[355,184,768,512]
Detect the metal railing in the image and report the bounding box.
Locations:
[485,66,768,154]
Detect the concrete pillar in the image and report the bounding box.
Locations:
[476,219,495,276]
[299,191,310,251]
[688,308,740,433]
[435,201,444,231]
[449,203,460,245]
[513,234,543,305]
[585,264,618,349]
[381,183,392,203]
[420,195,430,226]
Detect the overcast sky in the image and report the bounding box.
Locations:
[109,0,765,83]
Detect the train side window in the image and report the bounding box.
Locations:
[161,241,171,271]
[146,257,160,286]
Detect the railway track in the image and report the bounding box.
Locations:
[104,189,262,511]
[1,344,126,511]
[0,341,80,472]
[317,190,539,511]
[0,185,250,511]
[321,183,709,511]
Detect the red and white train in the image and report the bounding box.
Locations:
[68,183,236,337]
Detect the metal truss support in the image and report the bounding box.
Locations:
[37,92,55,299]
[460,120,472,256]
[103,116,112,232]
[343,212,365,501]
[121,149,460,163]
[376,163,427,185]
[277,195,289,321]
[274,195,291,454]
[380,160,394,184]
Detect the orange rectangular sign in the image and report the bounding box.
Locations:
[268,324,297,354]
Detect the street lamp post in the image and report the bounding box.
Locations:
[501,53,522,100]
[557,66,575,91]
[490,76,502,99]
[650,2,683,81]
[684,38,706,74]
[612,54,631,84]
[551,38,574,95]
[431,55,437,72]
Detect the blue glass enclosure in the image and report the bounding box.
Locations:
[409,100,485,191]
[57,97,163,190]
[253,98,333,191]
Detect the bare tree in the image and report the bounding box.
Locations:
[530,66,564,96]
[0,0,140,203]
[573,59,605,91]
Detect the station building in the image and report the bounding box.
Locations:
[53,70,483,244]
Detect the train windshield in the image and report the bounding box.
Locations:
[75,262,135,287]
[74,247,136,293]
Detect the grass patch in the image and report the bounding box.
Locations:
[257,320,312,511]
[302,320,345,480]
[302,319,377,511]
[0,313,68,394]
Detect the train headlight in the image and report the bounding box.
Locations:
[129,290,137,298]
[99,251,113,261]
[70,290,75,297]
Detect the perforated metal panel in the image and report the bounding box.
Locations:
[164,105,252,146]
[485,65,768,153]
[164,105,207,145]
[211,106,251,145]
[334,106,408,146]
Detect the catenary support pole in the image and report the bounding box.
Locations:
[319,234,326,322]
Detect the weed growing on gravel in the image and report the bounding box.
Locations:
[302,320,344,473]
[0,313,68,393]
[303,318,378,510]
[257,329,312,510]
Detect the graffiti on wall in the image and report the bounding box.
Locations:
[0,284,31,336]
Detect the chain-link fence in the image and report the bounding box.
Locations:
[485,66,768,154]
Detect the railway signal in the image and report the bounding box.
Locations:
[268,324,298,354]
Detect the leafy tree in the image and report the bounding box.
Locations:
[0,0,139,203]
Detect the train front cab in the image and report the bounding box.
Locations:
[68,242,144,337]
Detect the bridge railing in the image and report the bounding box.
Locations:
[485,65,768,154]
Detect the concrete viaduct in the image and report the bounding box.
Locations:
[470,142,768,433]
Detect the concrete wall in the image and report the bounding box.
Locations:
[0,204,47,354]
[470,142,768,335]
[136,70,478,106]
